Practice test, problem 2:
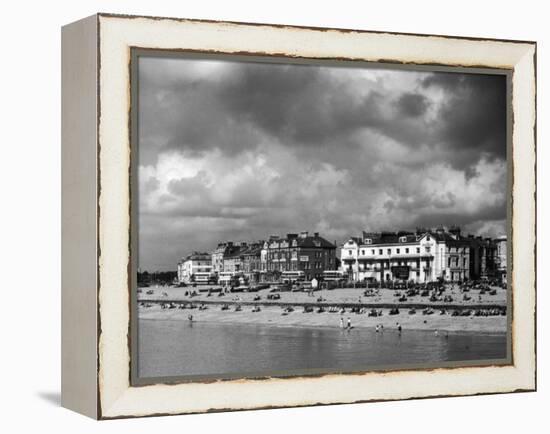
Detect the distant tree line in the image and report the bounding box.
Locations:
[137,270,177,286]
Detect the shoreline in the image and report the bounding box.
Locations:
[138,304,507,333]
[138,315,507,335]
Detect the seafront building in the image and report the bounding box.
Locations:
[205,232,337,283]
[177,227,505,286]
[340,227,505,283]
[211,242,241,274]
[209,241,264,284]
[494,235,507,283]
[177,252,213,284]
[221,242,250,274]
[260,231,337,282]
[240,243,263,282]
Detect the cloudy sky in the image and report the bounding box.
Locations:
[137,56,507,271]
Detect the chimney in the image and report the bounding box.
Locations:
[300,231,309,238]
[314,232,319,237]
[415,227,426,235]
[449,226,461,237]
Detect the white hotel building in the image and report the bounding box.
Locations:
[177,252,213,284]
[340,228,480,283]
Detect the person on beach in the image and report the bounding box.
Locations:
[396,322,402,333]
[188,314,193,322]
[375,324,380,333]
[340,317,345,329]
[347,317,352,329]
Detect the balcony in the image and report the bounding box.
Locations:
[357,253,433,260]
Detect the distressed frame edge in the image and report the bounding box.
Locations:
[95,14,537,419]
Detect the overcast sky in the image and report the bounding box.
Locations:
[137,56,507,271]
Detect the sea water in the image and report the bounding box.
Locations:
[138,319,507,379]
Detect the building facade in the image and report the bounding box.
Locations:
[494,235,507,283]
[220,242,246,273]
[208,241,264,284]
[211,242,230,274]
[340,227,500,283]
[177,252,213,284]
[260,231,337,281]
[241,243,263,283]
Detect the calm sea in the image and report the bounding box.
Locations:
[138,320,507,379]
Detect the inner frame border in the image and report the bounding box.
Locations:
[128,48,514,388]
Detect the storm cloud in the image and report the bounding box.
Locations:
[137,56,507,270]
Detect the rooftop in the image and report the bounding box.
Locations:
[266,231,336,249]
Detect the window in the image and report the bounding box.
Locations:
[399,236,407,243]
[425,246,431,253]
[365,238,372,244]
[361,250,365,255]
[405,248,409,254]
[372,249,375,255]
[416,247,420,254]
[387,248,391,255]
[348,250,352,256]
[379,249,383,255]
[396,248,400,254]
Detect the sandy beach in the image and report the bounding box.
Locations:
[138,290,507,333]
[139,284,507,306]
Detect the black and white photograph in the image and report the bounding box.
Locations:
[134,53,510,381]
[2,0,543,427]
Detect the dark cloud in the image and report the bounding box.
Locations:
[422,72,507,165]
[396,92,430,117]
[409,201,506,230]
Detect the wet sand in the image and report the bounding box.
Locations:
[139,303,507,333]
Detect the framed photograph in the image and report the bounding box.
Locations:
[61,13,536,419]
